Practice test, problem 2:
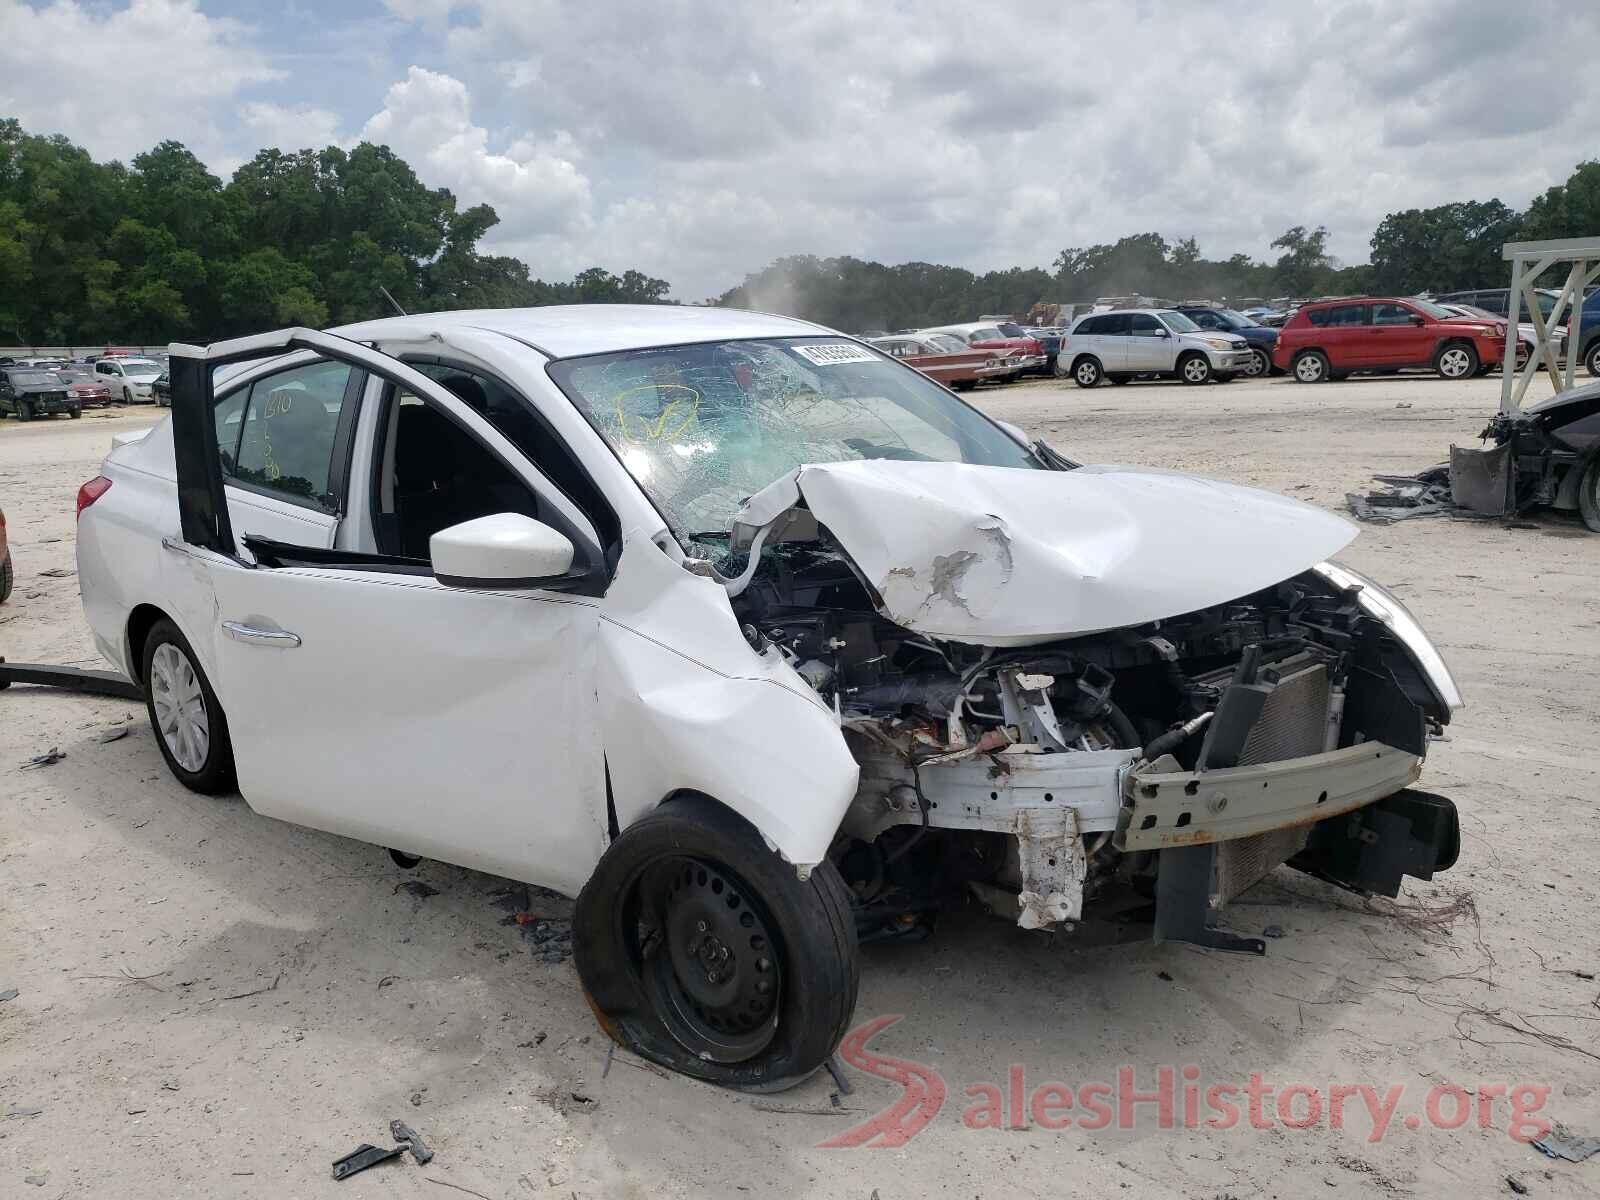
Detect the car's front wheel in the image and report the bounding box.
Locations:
[1292,350,1330,383]
[142,618,236,794]
[1578,454,1600,534]
[1071,356,1103,388]
[1245,348,1271,378]
[1585,340,1600,379]
[1434,342,1478,380]
[16,400,32,421]
[575,794,859,1092]
[1178,352,1212,385]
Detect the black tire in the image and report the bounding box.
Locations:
[1215,372,1236,383]
[1433,341,1478,380]
[1585,339,1600,380]
[574,794,859,1092]
[124,387,135,405]
[1070,356,1103,388]
[1578,455,1600,534]
[17,400,32,421]
[1245,347,1272,378]
[69,405,81,419]
[140,618,236,795]
[388,848,422,869]
[0,551,12,604]
[1292,350,1330,383]
[1107,374,1130,386]
[1178,352,1212,385]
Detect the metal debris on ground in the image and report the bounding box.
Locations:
[390,1120,434,1165]
[1345,466,1462,524]
[0,988,17,1002]
[1533,1123,1600,1162]
[19,748,65,770]
[332,1143,406,1181]
[97,726,131,743]
[6,1105,43,1119]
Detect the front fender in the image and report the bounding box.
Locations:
[596,532,858,869]
[597,627,858,867]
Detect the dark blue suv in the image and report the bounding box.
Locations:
[1172,307,1279,378]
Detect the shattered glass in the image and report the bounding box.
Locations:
[549,338,1037,553]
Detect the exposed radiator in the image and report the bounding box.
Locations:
[1216,661,1330,905]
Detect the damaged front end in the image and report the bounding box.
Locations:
[717,463,1463,951]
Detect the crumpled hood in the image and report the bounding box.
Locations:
[732,460,1358,646]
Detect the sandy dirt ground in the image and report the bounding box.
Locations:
[1,376,1597,1199]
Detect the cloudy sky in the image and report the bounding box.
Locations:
[1,0,1595,299]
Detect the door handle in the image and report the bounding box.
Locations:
[222,620,302,648]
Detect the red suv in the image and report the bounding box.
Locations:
[1272,297,1507,383]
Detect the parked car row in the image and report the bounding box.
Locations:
[867,321,1051,390]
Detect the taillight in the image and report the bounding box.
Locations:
[76,475,112,518]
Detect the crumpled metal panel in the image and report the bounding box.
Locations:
[733,460,1358,647]
[1449,443,1512,515]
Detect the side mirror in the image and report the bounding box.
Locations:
[431,513,576,588]
[1155,329,1170,338]
[1409,314,1425,326]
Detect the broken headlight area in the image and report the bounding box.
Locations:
[729,539,1460,949]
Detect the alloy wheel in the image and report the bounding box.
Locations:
[150,642,210,773]
[1183,357,1210,383]
[1438,347,1473,378]
[1245,349,1269,377]
[1295,355,1324,383]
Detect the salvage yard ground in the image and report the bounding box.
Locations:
[1,375,1597,1198]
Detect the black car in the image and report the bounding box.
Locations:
[0,368,82,420]
[997,322,1061,374]
[1453,379,1600,530]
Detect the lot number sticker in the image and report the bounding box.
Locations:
[793,343,878,366]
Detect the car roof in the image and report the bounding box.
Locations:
[329,304,836,359]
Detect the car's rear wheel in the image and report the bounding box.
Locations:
[575,794,858,1092]
[1245,348,1271,378]
[1434,342,1478,380]
[142,618,236,794]
[1072,356,1103,388]
[1178,353,1212,385]
[1578,455,1600,534]
[1585,340,1600,379]
[0,551,12,604]
[1292,350,1330,383]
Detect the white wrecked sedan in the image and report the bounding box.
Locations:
[74,307,1462,1089]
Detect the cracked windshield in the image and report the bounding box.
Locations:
[550,338,1036,555]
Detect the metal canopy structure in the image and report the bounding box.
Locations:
[1500,236,1600,414]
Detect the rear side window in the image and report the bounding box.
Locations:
[1098,314,1132,336]
[225,360,354,512]
[1309,305,1368,327]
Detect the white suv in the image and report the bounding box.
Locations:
[1059,308,1254,387]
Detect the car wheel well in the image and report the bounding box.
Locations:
[125,604,170,684]
[1071,353,1100,371]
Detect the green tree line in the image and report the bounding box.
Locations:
[718,161,1600,331]
[3,114,1597,343]
[0,118,669,345]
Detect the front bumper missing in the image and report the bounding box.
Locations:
[1115,742,1422,852]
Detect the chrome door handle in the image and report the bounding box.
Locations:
[222,621,301,648]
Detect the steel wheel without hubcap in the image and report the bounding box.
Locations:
[1436,346,1475,379]
[150,642,210,772]
[640,857,781,1063]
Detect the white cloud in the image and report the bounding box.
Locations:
[239,103,351,155]
[3,0,1597,302]
[0,0,280,164]
[359,67,591,239]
